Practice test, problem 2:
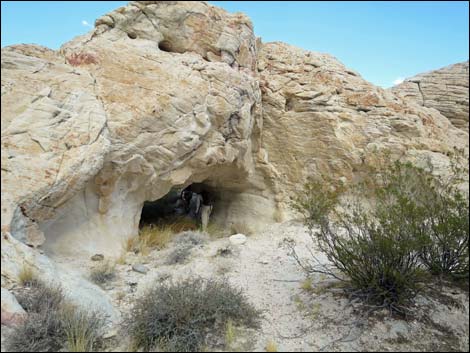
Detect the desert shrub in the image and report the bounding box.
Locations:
[375,160,469,280]
[291,178,343,228]
[6,280,105,352]
[5,309,66,352]
[292,158,469,312]
[172,230,208,246]
[16,280,64,314]
[90,260,116,285]
[127,277,261,352]
[165,244,192,265]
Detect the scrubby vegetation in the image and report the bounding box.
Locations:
[127,218,199,256]
[6,279,105,352]
[90,260,117,285]
[127,277,261,352]
[292,156,469,313]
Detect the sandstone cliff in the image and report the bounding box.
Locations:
[1,1,468,316]
[391,61,469,130]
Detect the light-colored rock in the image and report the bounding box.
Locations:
[258,42,468,217]
[391,61,469,130]
[1,1,468,318]
[229,233,247,245]
[132,264,149,274]
[1,288,26,326]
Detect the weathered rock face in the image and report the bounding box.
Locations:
[1,1,468,316]
[391,61,469,130]
[258,42,468,212]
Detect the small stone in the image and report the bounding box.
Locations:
[229,233,247,245]
[132,264,149,274]
[91,254,104,261]
[103,328,118,339]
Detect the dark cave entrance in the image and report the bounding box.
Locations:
[139,183,218,229]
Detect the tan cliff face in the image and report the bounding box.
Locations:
[1,1,468,315]
[391,61,469,131]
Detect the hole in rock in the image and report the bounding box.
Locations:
[158,40,173,52]
[127,32,137,39]
[139,183,218,231]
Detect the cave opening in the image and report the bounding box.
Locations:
[158,40,174,52]
[139,183,218,230]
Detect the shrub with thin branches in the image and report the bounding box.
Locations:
[127,277,261,352]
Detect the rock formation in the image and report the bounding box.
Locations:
[1,1,468,317]
[391,61,469,130]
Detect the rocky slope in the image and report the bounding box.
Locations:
[1,0,468,321]
[391,61,469,130]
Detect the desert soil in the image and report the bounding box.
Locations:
[5,221,469,352]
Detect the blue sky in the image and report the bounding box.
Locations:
[1,1,468,88]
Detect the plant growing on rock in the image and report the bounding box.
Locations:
[127,277,261,352]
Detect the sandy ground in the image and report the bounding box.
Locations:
[2,221,469,352]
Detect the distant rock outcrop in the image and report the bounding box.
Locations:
[1,1,468,316]
[391,61,469,130]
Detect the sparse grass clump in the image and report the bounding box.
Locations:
[127,277,261,352]
[18,263,36,286]
[128,218,199,256]
[6,280,105,352]
[90,260,116,285]
[62,306,105,352]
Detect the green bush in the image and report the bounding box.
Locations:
[127,277,261,352]
[292,157,469,313]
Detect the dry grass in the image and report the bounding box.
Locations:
[18,263,36,286]
[128,218,199,256]
[205,222,226,239]
[62,305,104,352]
[225,319,236,348]
[265,340,278,352]
[300,278,314,292]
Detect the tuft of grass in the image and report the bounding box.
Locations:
[300,278,313,292]
[265,340,278,352]
[62,305,105,352]
[129,218,199,257]
[225,319,236,348]
[90,261,116,285]
[127,277,261,352]
[18,263,36,286]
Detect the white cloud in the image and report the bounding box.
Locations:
[393,77,405,85]
[81,20,92,28]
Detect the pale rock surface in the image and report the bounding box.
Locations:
[258,42,468,215]
[391,61,469,130]
[1,288,26,327]
[1,1,468,319]
[229,233,247,245]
